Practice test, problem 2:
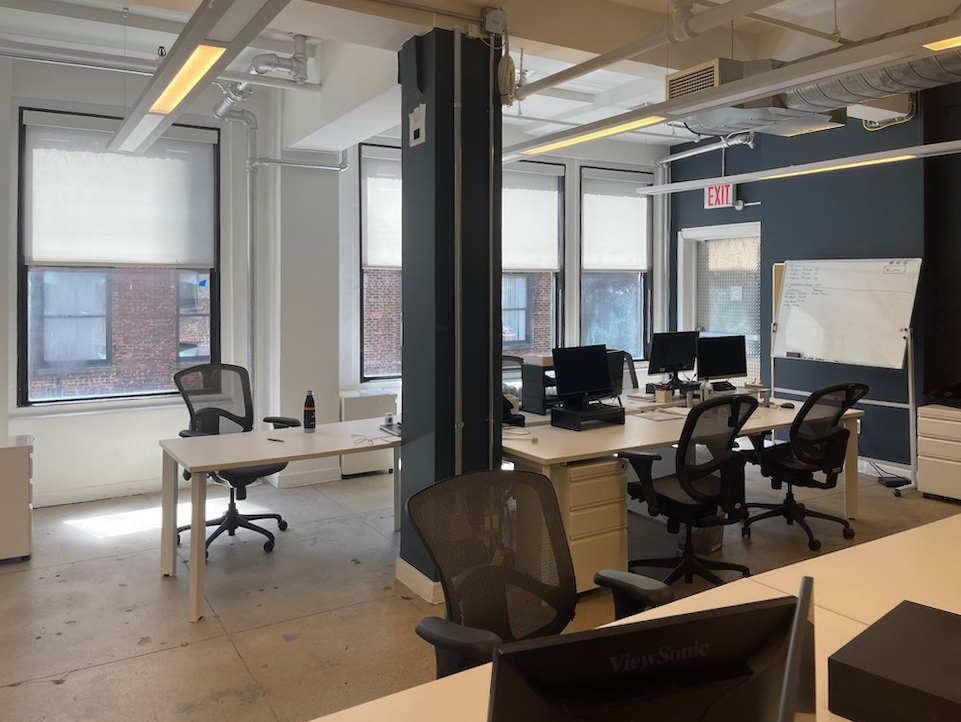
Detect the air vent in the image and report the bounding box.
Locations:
[666,58,744,100]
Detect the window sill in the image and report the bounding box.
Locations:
[11,394,185,419]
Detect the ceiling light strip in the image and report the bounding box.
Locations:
[634,140,961,196]
[149,44,225,115]
[522,116,666,155]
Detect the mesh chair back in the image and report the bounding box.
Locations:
[790,382,868,465]
[407,470,578,644]
[173,363,254,435]
[676,394,758,486]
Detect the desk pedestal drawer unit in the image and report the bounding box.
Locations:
[0,436,33,562]
[514,457,627,592]
[918,405,961,502]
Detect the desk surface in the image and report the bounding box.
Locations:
[159,417,399,472]
[315,513,961,722]
[505,402,862,466]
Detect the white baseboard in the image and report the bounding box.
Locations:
[395,557,445,605]
[858,456,914,480]
[32,476,181,508]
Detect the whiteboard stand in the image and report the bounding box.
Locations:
[902,328,919,494]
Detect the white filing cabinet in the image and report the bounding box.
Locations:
[340,392,397,476]
[0,436,33,562]
[918,404,961,502]
[514,456,628,592]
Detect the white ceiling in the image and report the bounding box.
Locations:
[2,0,960,151]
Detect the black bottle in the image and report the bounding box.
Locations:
[304,390,316,432]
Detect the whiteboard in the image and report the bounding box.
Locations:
[772,258,921,370]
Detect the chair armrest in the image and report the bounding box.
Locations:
[179,430,211,438]
[415,617,502,670]
[620,451,663,515]
[263,416,301,429]
[594,570,674,620]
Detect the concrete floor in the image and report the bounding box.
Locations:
[0,469,957,721]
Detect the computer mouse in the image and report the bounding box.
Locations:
[780,402,796,409]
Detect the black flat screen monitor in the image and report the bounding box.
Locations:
[698,335,748,381]
[552,345,613,401]
[488,577,815,722]
[648,332,699,375]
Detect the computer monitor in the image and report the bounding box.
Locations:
[489,577,815,722]
[552,345,613,405]
[648,332,699,387]
[698,335,748,381]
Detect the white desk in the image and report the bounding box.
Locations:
[314,513,961,722]
[503,402,863,590]
[159,418,401,622]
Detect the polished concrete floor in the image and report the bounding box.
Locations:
[0,468,957,721]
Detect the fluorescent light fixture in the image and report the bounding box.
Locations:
[149,44,225,115]
[761,155,917,180]
[923,35,961,51]
[115,113,166,152]
[634,139,961,196]
[522,115,667,155]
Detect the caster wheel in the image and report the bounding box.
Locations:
[842,527,855,540]
[205,550,209,559]
[278,520,289,531]
[176,534,181,546]
[894,490,902,497]
[808,539,822,552]
[228,529,236,536]
[741,526,751,539]
[264,541,274,553]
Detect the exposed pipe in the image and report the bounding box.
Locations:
[250,155,347,170]
[0,39,323,93]
[504,112,683,140]
[657,132,754,165]
[515,0,786,100]
[361,0,481,23]
[693,0,853,45]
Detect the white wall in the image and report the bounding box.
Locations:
[1,60,257,507]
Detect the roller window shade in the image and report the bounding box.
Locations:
[582,169,652,272]
[361,146,402,269]
[22,115,217,268]
[502,166,562,271]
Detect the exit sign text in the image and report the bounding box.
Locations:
[704,183,736,209]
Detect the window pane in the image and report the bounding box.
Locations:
[26,267,214,402]
[502,272,556,356]
[179,272,211,314]
[43,317,106,362]
[581,271,644,358]
[362,268,402,378]
[42,270,106,316]
[179,316,211,359]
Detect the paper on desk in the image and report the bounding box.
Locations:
[638,410,685,422]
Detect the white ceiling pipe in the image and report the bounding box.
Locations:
[515,0,787,101]
[657,132,754,165]
[504,112,685,140]
[0,39,324,93]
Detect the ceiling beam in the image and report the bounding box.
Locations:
[0,0,312,55]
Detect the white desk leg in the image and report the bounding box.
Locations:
[843,417,860,520]
[393,446,402,533]
[188,472,207,622]
[161,452,178,577]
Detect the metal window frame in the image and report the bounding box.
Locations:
[176,270,214,364]
[16,106,222,406]
[577,165,654,359]
[35,266,112,368]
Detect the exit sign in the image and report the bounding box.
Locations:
[704,183,736,209]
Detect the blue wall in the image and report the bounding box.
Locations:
[669,118,925,463]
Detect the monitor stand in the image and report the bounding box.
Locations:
[661,371,700,393]
[551,396,625,431]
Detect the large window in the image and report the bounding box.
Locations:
[579,167,652,358]
[360,144,402,380]
[18,109,219,404]
[502,162,564,356]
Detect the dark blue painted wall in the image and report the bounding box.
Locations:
[669,118,925,463]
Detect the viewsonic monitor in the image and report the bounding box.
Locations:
[552,345,613,402]
[488,577,815,722]
[697,335,748,381]
[648,332,699,387]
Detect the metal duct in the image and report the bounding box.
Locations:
[782,51,961,112]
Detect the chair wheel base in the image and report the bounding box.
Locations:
[741,526,751,539]
[264,541,274,552]
[842,527,855,540]
[808,539,821,551]
[278,520,288,531]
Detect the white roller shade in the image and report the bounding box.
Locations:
[502,165,561,271]
[361,146,402,269]
[22,116,217,268]
[582,169,652,271]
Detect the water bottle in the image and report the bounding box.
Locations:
[304,390,316,432]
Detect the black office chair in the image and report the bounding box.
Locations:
[173,363,300,554]
[620,394,759,586]
[741,382,869,551]
[408,470,674,678]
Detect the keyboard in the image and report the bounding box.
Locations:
[711,381,736,392]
